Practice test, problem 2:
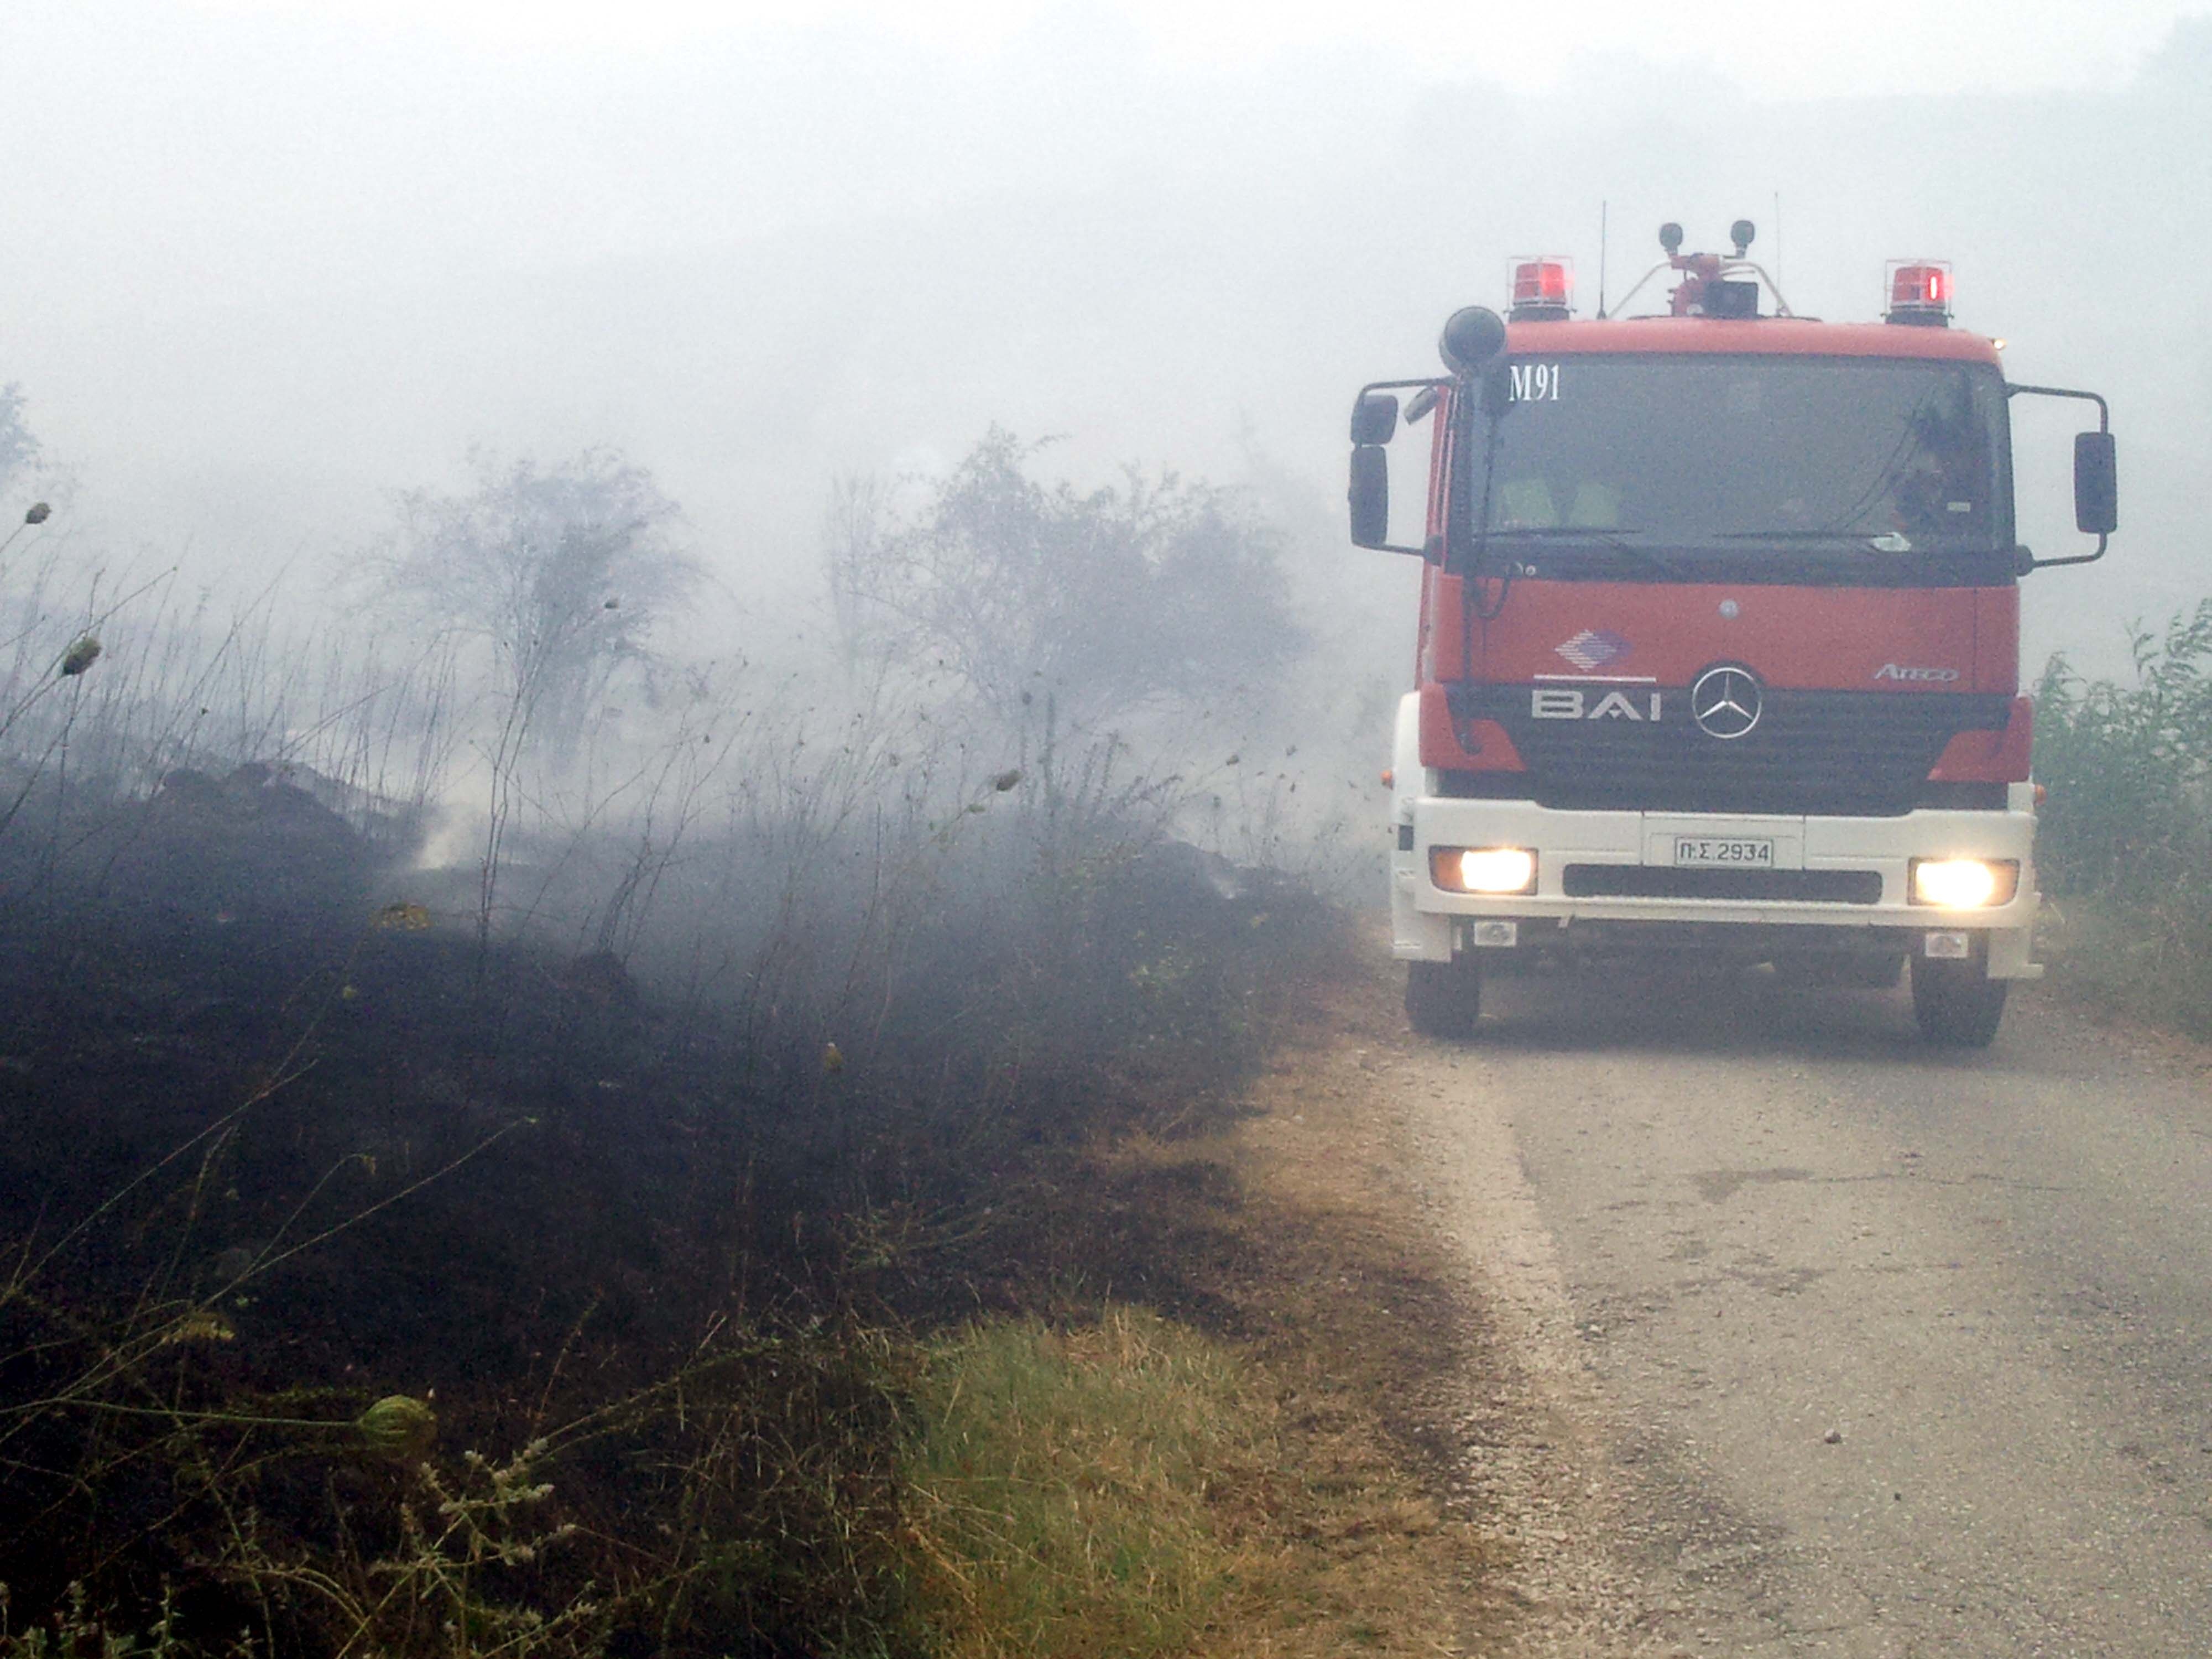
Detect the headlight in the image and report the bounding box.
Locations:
[1430,846,1537,895]
[1910,858,2020,908]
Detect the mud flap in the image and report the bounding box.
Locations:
[1985,925,2042,981]
[1392,878,1453,961]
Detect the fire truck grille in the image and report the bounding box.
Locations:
[1448,686,2015,817]
[1561,865,1884,904]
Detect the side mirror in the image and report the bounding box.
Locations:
[1350,392,1399,446]
[2074,430,2117,535]
[1349,446,1390,547]
[2006,381,2115,571]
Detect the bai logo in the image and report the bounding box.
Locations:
[1555,629,1631,671]
[1873,663,1961,683]
[1532,688,1664,721]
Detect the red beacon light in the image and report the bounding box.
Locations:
[1885,259,1953,327]
[1508,257,1573,322]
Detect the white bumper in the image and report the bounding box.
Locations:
[1386,694,2043,979]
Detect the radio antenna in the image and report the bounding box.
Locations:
[1772,191,1782,292]
[1597,201,1609,319]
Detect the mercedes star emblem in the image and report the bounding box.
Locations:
[1690,665,1762,739]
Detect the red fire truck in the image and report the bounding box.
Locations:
[1350,221,2117,1046]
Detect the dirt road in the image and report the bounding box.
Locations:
[1362,965,2212,1656]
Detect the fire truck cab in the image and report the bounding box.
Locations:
[1351,222,2117,1047]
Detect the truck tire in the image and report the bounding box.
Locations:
[1406,956,1481,1039]
[1911,956,2008,1047]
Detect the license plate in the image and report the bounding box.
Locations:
[1674,837,1775,868]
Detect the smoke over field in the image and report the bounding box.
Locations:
[0,413,1378,1652]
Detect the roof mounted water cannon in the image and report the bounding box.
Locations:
[1609,219,1796,320]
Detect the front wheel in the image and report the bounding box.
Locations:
[1911,956,2008,1047]
[1406,956,1482,1040]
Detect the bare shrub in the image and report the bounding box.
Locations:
[377,448,696,755]
[365,447,700,964]
[828,430,1305,733]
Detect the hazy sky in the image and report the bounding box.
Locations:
[7,1,2208,675]
[191,0,2209,95]
[18,1,2207,313]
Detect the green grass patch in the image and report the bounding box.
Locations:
[904,1307,1281,1659]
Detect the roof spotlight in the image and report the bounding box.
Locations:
[1730,218,1756,256]
[1659,221,1684,256]
[1438,305,1508,377]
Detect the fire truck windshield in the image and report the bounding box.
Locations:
[1462,356,2008,556]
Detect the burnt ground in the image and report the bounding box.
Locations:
[4,763,1476,1656]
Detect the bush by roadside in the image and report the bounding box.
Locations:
[2033,598,2212,1037]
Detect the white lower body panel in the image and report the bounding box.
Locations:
[1390,795,2041,977]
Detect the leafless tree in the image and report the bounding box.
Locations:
[381,448,695,751]
[375,447,698,965]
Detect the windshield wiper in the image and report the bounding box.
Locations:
[1489,526,1647,539]
[1484,527,1682,577]
[1713,530,1878,541]
[1713,530,2002,553]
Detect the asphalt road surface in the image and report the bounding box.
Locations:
[1400,967,2212,1657]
